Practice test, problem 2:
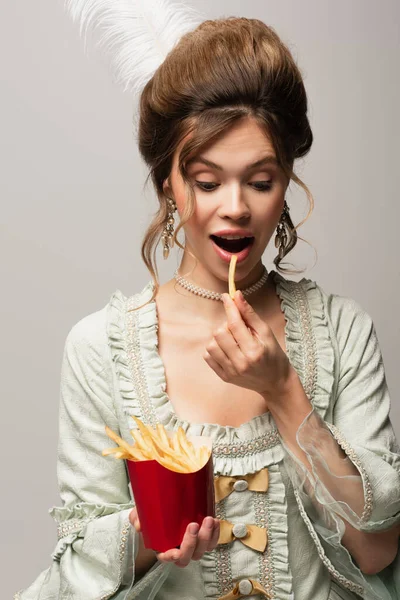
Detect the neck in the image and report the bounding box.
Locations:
[158,253,270,326]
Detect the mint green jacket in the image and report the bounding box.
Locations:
[15,271,400,599]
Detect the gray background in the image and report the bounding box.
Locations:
[2,0,399,596]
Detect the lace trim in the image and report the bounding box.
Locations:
[293,491,364,596]
[254,494,275,598]
[325,423,373,523]
[57,516,96,540]
[290,281,318,400]
[215,498,234,595]
[212,430,280,458]
[100,519,132,600]
[126,294,158,427]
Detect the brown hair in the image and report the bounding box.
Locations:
[134,17,314,310]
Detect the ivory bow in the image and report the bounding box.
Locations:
[214,468,269,503]
[218,520,268,552]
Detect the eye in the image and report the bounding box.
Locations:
[251,181,273,192]
[195,181,273,193]
[195,182,220,192]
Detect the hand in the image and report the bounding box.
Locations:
[129,507,220,568]
[203,290,293,399]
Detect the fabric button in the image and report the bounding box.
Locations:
[233,479,248,492]
[238,579,253,595]
[232,523,248,539]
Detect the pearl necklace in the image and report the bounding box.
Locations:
[173,265,269,301]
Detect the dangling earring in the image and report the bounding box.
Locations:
[274,200,290,260]
[162,196,177,259]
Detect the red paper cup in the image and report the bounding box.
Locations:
[126,435,215,552]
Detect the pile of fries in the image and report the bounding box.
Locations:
[103,416,211,473]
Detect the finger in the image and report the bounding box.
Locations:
[174,522,200,568]
[156,522,200,565]
[156,549,181,563]
[203,351,228,381]
[206,518,221,551]
[233,290,267,331]
[222,294,260,351]
[129,508,141,532]
[212,327,248,369]
[192,516,215,560]
[205,337,233,367]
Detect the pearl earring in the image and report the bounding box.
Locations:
[162,196,177,259]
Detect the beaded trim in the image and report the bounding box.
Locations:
[293,490,364,596]
[215,498,234,596]
[325,423,373,523]
[57,516,95,540]
[125,294,158,427]
[254,494,275,598]
[99,519,131,600]
[289,281,318,400]
[213,430,280,458]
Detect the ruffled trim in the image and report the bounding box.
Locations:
[49,501,133,524]
[273,271,335,419]
[49,501,134,545]
[106,271,335,470]
[107,287,152,425]
[263,465,293,599]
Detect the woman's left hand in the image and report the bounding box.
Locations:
[203,290,294,400]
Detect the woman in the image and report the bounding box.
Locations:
[15,10,400,600]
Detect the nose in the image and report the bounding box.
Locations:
[218,184,251,220]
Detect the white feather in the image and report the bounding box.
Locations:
[65,0,204,93]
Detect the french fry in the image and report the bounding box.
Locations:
[144,431,177,461]
[177,427,198,468]
[158,454,187,473]
[102,447,123,456]
[115,450,129,459]
[156,423,170,447]
[228,254,238,299]
[130,429,154,458]
[169,431,182,455]
[105,426,137,457]
[132,416,154,441]
[127,446,151,461]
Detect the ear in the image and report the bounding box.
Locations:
[162,177,172,197]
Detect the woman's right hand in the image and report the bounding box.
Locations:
[129,507,220,568]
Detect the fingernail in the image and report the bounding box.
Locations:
[189,523,199,534]
[205,516,214,528]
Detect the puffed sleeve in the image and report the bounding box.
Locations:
[14,311,169,599]
[282,295,400,534]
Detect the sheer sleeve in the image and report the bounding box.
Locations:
[14,313,168,599]
[282,295,400,533]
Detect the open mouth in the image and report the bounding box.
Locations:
[210,235,254,253]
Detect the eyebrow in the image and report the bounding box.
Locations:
[186,154,278,171]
